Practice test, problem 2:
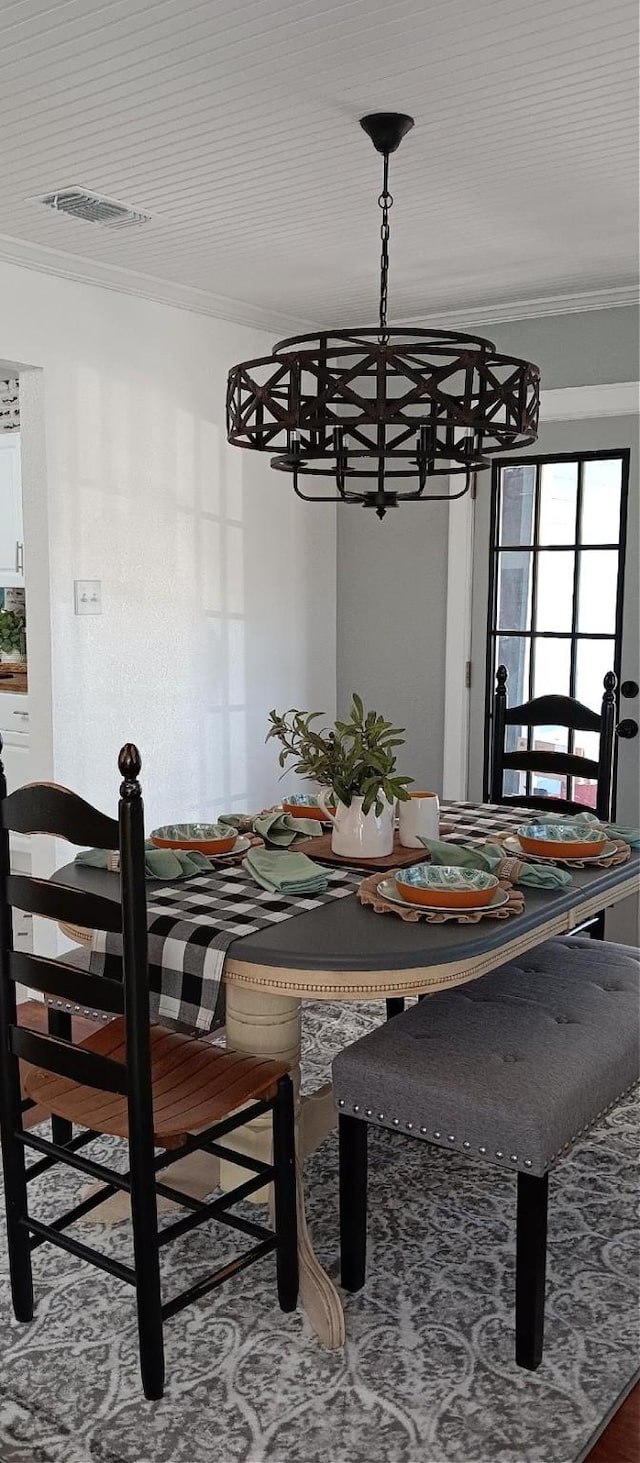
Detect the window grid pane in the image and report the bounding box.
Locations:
[538,461,578,545]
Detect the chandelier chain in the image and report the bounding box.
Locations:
[377,152,393,337]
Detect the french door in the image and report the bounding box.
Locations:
[484,449,629,807]
[467,416,638,820]
[466,415,638,940]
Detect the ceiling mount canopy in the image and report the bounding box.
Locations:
[226,113,541,518]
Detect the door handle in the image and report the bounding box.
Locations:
[615,719,638,739]
[15,542,24,575]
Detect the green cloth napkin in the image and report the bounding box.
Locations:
[75,841,215,881]
[537,811,640,848]
[217,813,254,833]
[418,838,573,888]
[242,847,331,894]
[253,811,323,847]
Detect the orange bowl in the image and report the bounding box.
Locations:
[395,866,499,909]
[516,827,608,860]
[282,802,326,821]
[150,823,237,855]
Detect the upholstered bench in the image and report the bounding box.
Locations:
[332,937,639,1368]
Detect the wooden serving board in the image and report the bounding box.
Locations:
[296,825,455,873]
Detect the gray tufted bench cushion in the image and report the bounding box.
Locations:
[333,937,639,1178]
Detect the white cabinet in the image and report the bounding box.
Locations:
[0,435,24,584]
[0,730,29,791]
[0,690,29,735]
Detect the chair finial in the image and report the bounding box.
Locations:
[603,670,617,702]
[496,664,508,692]
[118,743,142,798]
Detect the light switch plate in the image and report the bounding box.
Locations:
[74,580,102,615]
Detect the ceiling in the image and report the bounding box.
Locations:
[1,0,638,331]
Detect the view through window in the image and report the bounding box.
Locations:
[487,451,628,806]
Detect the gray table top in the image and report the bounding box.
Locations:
[55,853,639,974]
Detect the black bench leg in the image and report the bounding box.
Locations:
[386,998,405,1020]
[339,1114,368,1292]
[516,1170,549,1370]
[47,1008,73,1147]
[273,1075,299,1313]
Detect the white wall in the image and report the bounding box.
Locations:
[337,504,449,792]
[0,260,336,828]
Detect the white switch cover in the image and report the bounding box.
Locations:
[74,580,102,615]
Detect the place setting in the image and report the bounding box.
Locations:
[357,862,522,924]
[74,818,258,880]
[498,819,635,869]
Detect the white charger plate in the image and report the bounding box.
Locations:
[376,877,510,915]
[502,834,618,866]
[210,835,251,860]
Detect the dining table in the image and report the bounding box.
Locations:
[54,800,640,1351]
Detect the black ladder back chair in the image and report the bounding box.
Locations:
[489,665,617,822]
[0,741,297,1401]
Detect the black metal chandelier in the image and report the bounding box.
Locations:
[226,113,541,518]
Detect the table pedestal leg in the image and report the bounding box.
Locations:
[222,982,345,1349]
[219,985,301,1198]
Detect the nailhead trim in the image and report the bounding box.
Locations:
[338,1082,638,1176]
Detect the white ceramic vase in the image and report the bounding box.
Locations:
[317,789,394,858]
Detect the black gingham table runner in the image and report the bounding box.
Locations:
[88,802,542,1034]
[90,865,360,1034]
[438,800,544,844]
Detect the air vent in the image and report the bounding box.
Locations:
[35,188,151,228]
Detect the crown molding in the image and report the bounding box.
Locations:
[0,232,313,337]
[540,381,639,420]
[0,231,637,335]
[396,284,640,330]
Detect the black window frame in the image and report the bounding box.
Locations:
[482,447,630,806]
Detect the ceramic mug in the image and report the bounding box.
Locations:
[398,790,440,848]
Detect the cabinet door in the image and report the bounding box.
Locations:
[0,435,24,582]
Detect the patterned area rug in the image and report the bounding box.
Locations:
[0,999,638,1463]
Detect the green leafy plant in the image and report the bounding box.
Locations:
[0,610,26,658]
[267,692,413,815]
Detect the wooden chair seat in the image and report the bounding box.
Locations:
[23,1018,289,1148]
